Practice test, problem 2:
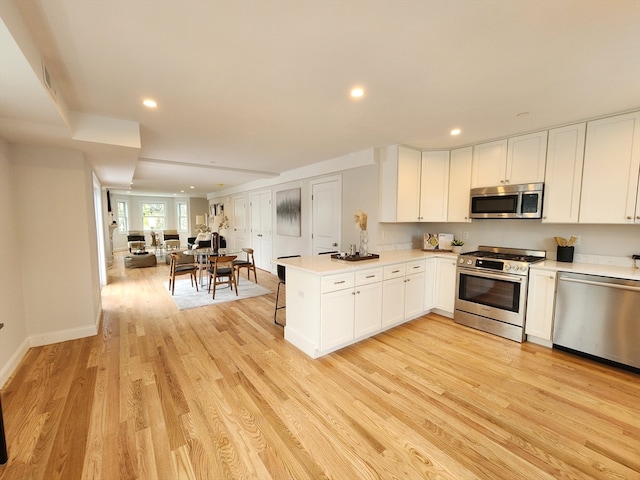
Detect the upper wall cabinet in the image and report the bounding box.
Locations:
[542,123,586,223]
[471,131,548,188]
[379,146,449,222]
[420,150,450,222]
[579,111,640,224]
[380,145,422,222]
[447,146,473,222]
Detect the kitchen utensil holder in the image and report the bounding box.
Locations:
[557,246,574,262]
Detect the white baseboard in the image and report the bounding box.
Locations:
[28,323,98,348]
[0,337,30,388]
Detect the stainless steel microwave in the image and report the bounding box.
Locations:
[469,183,544,219]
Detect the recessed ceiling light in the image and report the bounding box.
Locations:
[190,186,195,189]
[350,87,364,98]
[217,183,224,187]
[450,128,461,136]
[143,99,157,108]
[180,190,184,193]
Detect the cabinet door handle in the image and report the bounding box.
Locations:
[392,270,400,274]
[365,275,376,278]
[412,266,420,269]
[334,280,346,284]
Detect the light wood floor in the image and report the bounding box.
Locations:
[1,252,638,479]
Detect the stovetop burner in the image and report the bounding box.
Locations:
[463,251,545,263]
[458,246,546,275]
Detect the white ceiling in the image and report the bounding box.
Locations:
[1,0,639,198]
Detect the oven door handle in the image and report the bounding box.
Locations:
[458,269,523,283]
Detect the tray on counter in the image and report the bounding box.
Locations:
[331,253,380,262]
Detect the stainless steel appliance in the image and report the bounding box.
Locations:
[554,272,640,371]
[454,246,546,342]
[469,183,544,219]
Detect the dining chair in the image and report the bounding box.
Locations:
[207,255,238,299]
[274,255,301,326]
[168,252,199,295]
[233,248,257,283]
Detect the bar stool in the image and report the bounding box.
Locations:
[274,255,300,327]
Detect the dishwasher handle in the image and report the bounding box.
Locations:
[559,276,640,293]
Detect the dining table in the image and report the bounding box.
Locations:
[182,248,241,288]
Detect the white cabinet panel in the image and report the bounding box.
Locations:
[423,258,436,311]
[382,277,405,328]
[579,111,640,224]
[435,257,457,314]
[525,270,557,342]
[420,151,450,222]
[542,123,586,223]
[404,271,425,319]
[354,282,383,339]
[448,147,473,222]
[472,132,547,188]
[507,131,548,185]
[321,288,355,351]
[380,145,422,222]
[471,139,508,188]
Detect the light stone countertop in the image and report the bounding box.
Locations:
[531,260,640,281]
[273,249,458,275]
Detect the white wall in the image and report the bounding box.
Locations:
[0,140,29,386]
[0,145,102,386]
[420,221,640,263]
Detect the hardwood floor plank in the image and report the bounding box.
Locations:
[0,252,638,479]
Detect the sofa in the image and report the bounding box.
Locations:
[187,232,225,250]
[127,231,146,252]
[163,229,181,250]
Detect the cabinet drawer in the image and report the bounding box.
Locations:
[383,263,406,280]
[321,272,354,293]
[405,259,425,274]
[355,267,383,286]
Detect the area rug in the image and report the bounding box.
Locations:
[163,277,271,310]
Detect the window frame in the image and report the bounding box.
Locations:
[140,201,167,231]
[116,200,129,233]
[177,201,188,232]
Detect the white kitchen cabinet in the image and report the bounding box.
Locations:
[542,123,586,223]
[379,145,422,222]
[506,131,548,185]
[423,258,436,311]
[381,260,426,327]
[404,266,426,319]
[380,145,450,222]
[471,132,547,188]
[320,268,384,351]
[525,269,557,344]
[447,146,473,222]
[354,268,383,339]
[382,264,406,327]
[579,111,640,224]
[419,151,450,222]
[321,284,355,351]
[434,257,457,315]
[471,139,508,188]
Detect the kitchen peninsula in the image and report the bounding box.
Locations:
[275,250,457,358]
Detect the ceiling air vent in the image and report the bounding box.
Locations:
[41,60,57,101]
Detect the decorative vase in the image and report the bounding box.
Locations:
[359,229,369,257]
[452,246,462,254]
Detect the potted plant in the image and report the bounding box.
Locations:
[451,238,464,254]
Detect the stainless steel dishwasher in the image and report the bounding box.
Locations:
[553,272,640,371]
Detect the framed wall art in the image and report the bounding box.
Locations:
[276,188,301,236]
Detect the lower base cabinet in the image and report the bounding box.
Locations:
[321,267,383,351]
[382,260,426,328]
[435,257,457,314]
[525,269,557,343]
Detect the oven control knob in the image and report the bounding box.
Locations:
[466,259,473,265]
[459,258,464,264]
[505,264,511,271]
[520,265,527,271]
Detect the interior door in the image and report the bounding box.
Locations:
[311,178,341,254]
[232,195,247,251]
[250,191,272,271]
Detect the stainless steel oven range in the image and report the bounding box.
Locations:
[454,246,546,342]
